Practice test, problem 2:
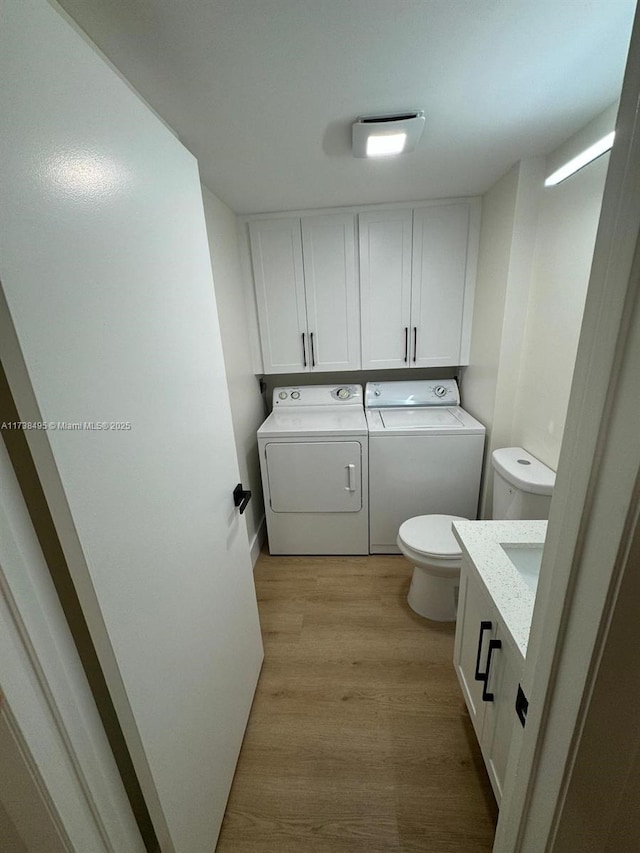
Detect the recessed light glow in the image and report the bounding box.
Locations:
[544,132,615,187]
[366,132,407,157]
[352,112,425,158]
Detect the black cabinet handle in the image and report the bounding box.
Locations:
[233,483,252,515]
[310,331,316,367]
[404,327,408,363]
[482,639,502,702]
[301,333,307,368]
[412,326,417,363]
[474,620,492,682]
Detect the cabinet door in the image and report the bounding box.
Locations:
[301,213,360,371]
[359,209,412,369]
[453,563,497,742]
[249,218,309,373]
[481,625,522,805]
[411,203,472,367]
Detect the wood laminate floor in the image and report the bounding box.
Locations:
[216,553,498,853]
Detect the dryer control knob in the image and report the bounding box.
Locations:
[278,391,287,400]
[434,385,447,398]
[291,391,300,399]
[337,387,351,399]
[374,389,381,396]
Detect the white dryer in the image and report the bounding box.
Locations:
[258,385,368,555]
[365,380,485,554]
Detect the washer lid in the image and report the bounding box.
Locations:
[398,514,466,558]
[366,406,485,435]
[380,408,463,429]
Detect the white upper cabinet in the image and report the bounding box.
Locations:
[359,208,413,370]
[249,213,360,374]
[360,199,480,370]
[301,213,360,372]
[249,217,308,373]
[249,198,479,374]
[412,203,474,367]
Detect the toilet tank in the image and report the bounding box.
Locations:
[492,447,555,520]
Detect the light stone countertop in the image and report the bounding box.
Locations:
[452,520,548,662]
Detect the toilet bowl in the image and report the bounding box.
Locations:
[397,514,465,621]
[398,446,556,622]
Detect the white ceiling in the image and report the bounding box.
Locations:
[57,0,636,214]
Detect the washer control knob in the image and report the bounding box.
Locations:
[290,391,300,400]
[374,389,381,396]
[278,391,287,400]
[336,387,351,399]
[434,385,447,398]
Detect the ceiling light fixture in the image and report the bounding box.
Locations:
[544,131,615,187]
[352,111,425,158]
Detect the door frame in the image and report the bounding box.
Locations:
[0,435,145,853]
[495,4,640,849]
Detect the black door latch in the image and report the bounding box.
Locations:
[233,483,252,514]
[516,684,529,728]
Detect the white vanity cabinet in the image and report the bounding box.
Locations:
[359,199,480,370]
[454,560,523,805]
[249,213,360,374]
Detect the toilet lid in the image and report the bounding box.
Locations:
[398,514,465,559]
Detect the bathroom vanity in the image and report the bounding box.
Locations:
[451,520,546,805]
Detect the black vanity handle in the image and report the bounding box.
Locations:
[482,639,502,702]
[474,620,493,681]
[412,326,417,363]
[301,333,307,368]
[233,483,252,515]
[310,331,316,367]
[404,327,409,363]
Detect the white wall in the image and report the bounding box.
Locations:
[464,106,615,516]
[201,186,266,561]
[463,158,543,516]
[462,162,520,469]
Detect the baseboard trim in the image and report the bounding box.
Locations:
[249,516,266,567]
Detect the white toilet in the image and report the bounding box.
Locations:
[398,446,556,621]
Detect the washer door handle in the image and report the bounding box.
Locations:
[345,463,356,492]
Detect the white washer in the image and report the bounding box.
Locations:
[365,380,485,554]
[258,385,368,555]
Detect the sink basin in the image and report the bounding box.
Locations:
[501,543,544,593]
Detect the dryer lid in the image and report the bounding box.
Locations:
[398,514,466,558]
